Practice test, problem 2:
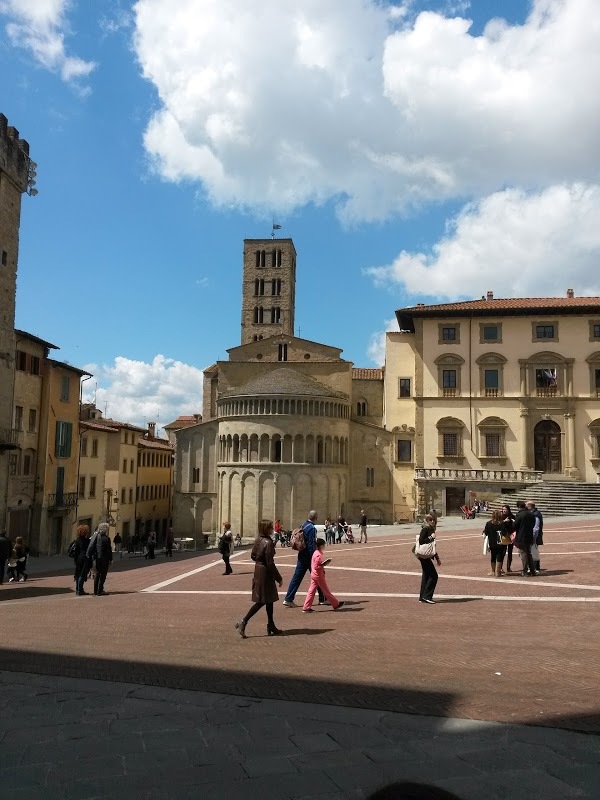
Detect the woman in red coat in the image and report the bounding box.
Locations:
[236,519,283,638]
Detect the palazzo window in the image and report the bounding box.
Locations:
[477,352,506,397]
[586,353,600,397]
[479,323,502,344]
[532,321,558,342]
[435,354,464,398]
[398,378,411,398]
[521,352,571,398]
[438,324,460,344]
[536,367,558,396]
[589,321,600,342]
[254,279,265,296]
[436,417,465,460]
[397,440,412,462]
[589,419,600,464]
[478,417,508,461]
[271,307,281,324]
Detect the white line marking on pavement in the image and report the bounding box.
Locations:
[543,550,600,555]
[140,551,245,592]
[143,590,600,603]
[233,561,600,592]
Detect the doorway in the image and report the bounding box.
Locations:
[534,420,562,473]
[445,486,466,515]
[51,516,64,554]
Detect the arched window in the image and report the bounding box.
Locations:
[356,401,367,416]
[436,417,466,459]
[477,417,509,460]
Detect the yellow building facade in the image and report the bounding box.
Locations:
[136,429,174,541]
[77,421,114,535]
[33,358,91,554]
[386,293,600,517]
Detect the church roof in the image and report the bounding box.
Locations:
[221,368,348,399]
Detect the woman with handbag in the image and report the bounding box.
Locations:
[482,510,507,576]
[416,514,441,604]
[500,504,516,572]
[236,519,283,638]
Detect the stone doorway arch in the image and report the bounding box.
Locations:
[534,419,562,473]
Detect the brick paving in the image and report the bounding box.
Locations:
[0,517,599,798]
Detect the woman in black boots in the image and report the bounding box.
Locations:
[236,519,283,638]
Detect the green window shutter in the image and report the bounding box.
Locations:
[55,422,62,457]
[65,422,72,458]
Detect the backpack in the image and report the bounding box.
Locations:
[290,526,306,552]
[67,540,78,559]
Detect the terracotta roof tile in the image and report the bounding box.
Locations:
[80,421,119,433]
[352,368,383,380]
[139,438,174,451]
[398,297,600,314]
[164,415,202,429]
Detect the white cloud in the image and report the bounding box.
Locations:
[365,183,600,299]
[0,0,95,85]
[82,355,204,435]
[133,0,600,222]
[367,317,398,366]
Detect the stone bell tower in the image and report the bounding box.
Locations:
[240,238,296,345]
[0,114,32,531]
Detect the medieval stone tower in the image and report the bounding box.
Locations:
[0,114,31,531]
[240,238,296,345]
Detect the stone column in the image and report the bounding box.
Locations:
[519,364,527,396]
[564,412,580,478]
[520,408,530,470]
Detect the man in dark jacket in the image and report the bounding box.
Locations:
[88,523,113,595]
[283,510,325,607]
[514,500,537,576]
[0,530,11,585]
[526,500,544,571]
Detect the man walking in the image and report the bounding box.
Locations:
[526,500,544,571]
[0,530,10,585]
[514,500,537,576]
[359,510,368,543]
[283,510,325,607]
[88,522,113,595]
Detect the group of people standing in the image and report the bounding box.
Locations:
[483,500,544,577]
[69,523,113,596]
[0,532,28,584]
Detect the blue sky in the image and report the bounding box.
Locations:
[1,0,598,428]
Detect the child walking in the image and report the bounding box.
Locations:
[302,538,345,613]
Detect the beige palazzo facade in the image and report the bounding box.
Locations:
[172,239,393,538]
[385,292,600,517]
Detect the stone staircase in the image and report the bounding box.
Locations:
[487,479,600,516]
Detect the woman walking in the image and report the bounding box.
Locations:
[72,524,91,595]
[416,514,441,604]
[483,510,507,576]
[236,519,283,638]
[501,503,516,572]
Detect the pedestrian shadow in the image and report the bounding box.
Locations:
[279,628,335,636]
[0,586,72,602]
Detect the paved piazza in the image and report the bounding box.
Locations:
[1,516,599,799]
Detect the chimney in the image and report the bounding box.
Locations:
[148,422,156,438]
[566,288,575,298]
[486,291,494,301]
